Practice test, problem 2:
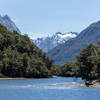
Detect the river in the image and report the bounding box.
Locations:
[0,77,100,100]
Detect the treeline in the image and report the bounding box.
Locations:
[1,23,100,82]
[0,24,53,78]
[52,43,100,82]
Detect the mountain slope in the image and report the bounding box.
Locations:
[48,21,100,65]
[0,15,20,33]
[0,24,52,78]
[33,32,78,52]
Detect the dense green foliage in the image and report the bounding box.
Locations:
[76,44,100,81]
[58,62,79,77]
[0,24,53,78]
[52,44,100,82]
[51,63,80,77]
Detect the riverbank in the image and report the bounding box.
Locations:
[65,82,100,87]
[0,78,33,80]
[0,77,52,80]
[0,77,100,88]
[48,82,100,88]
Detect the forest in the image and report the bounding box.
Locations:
[0,23,100,83]
[0,24,53,78]
[52,43,100,82]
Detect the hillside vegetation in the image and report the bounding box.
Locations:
[0,24,53,78]
[52,43,100,82]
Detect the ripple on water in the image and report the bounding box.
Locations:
[0,77,100,100]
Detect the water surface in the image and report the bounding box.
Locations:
[0,77,100,100]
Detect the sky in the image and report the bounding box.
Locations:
[0,0,100,39]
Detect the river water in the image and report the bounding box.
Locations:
[0,77,100,100]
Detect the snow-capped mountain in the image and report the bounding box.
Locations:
[0,15,20,33]
[32,32,78,52]
[48,21,100,65]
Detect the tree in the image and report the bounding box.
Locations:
[76,44,99,81]
[0,24,53,78]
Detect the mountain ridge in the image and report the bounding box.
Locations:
[48,21,100,65]
[0,14,20,33]
[32,32,78,52]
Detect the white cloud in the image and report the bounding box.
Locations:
[22,32,52,40]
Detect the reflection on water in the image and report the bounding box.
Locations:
[0,77,100,100]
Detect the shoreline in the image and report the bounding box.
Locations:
[48,82,100,88]
[0,78,34,80]
[64,82,100,88]
[0,78,100,88]
[0,77,52,80]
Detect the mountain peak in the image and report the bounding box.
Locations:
[56,32,62,35]
[32,32,78,53]
[89,21,100,28]
[0,14,21,33]
[2,15,10,20]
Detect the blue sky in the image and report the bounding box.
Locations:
[0,0,100,39]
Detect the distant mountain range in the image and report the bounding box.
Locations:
[2,14,100,66]
[0,15,20,33]
[48,21,100,65]
[32,32,78,52]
